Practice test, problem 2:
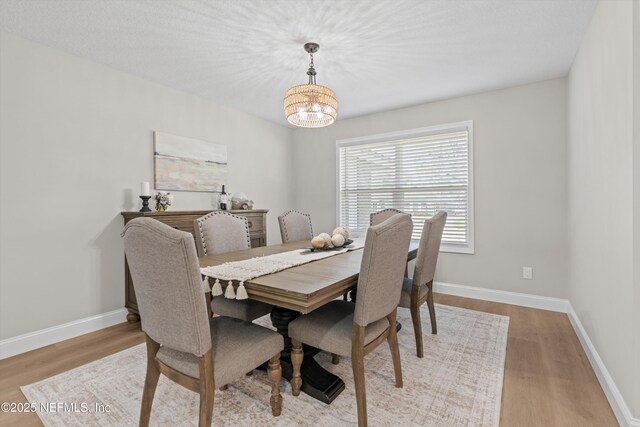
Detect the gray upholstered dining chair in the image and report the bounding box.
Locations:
[398,211,447,358]
[370,208,410,277]
[369,208,405,226]
[278,210,313,243]
[194,211,272,322]
[122,218,284,426]
[288,214,413,427]
[276,209,343,365]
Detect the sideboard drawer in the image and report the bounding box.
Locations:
[243,214,265,233]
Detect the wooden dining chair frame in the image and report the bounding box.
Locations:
[290,308,402,427]
[139,334,282,427]
[409,279,437,358]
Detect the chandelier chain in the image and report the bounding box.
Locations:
[307,52,316,84]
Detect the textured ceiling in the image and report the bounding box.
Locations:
[0,0,596,127]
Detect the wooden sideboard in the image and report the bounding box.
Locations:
[120,209,269,322]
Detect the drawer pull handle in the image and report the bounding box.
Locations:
[248,221,253,228]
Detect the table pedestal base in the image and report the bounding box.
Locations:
[280,356,345,404]
[270,307,345,404]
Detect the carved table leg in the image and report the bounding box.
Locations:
[126,310,140,323]
[270,307,345,404]
[270,307,301,359]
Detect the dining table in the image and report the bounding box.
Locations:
[199,239,419,404]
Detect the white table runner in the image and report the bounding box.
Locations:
[201,240,365,300]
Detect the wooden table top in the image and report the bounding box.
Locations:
[199,240,419,313]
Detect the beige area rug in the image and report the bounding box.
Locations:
[22,304,509,427]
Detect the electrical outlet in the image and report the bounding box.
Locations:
[522,267,533,280]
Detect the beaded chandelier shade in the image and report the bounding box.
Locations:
[284,43,338,128]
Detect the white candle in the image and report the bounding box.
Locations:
[141,182,150,196]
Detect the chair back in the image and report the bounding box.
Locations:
[413,211,447,287]
[354,214,413,326]
[278,210,313,243]
[122,218,211,356]
[194,211,251,256]
[370,208,406,226]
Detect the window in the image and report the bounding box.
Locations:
[336,121,474,254]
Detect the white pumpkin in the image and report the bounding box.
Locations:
[331,234,345,247]
[331,227,349,240]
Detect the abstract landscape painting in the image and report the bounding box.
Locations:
[154,131,227,192]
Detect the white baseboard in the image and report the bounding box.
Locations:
[566,303,639,427]
[433,280,638,426]
[433,281,569,312]
[1,284,637,425]
[0,308,128,360]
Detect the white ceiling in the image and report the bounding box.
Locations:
[0,0,596,127]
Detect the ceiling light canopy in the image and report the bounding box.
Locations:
[284,42,338,128]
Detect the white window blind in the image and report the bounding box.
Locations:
[337,122,474,253]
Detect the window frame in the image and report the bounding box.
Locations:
[335,120,475,254]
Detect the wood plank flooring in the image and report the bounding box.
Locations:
[0,294,618,426]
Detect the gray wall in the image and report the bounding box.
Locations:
[292,78,569,299]
[634,0,640,417]
[0,32,294,339]
[0,33,571,339]
[567,0,639,417]
[2,8,638,419]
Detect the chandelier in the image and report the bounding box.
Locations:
[284,42,338,128]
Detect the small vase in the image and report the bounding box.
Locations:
[156,204,167,212]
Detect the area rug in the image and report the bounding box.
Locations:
[22,304,509,426]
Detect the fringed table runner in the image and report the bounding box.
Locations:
[201,241,365,300]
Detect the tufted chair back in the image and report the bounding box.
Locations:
[278,210,313,243]
[370,208,408,226]
[194,211,251,256]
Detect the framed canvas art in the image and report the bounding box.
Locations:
[154,131,227,192]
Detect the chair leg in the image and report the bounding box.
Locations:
[331,353,340,365]
[139,336,160,427]
[267,354,283,416]
[387,310,403,388]
[198,349,215,427]
[351,325,367,427]
[410,299,424,358]
[426,282,437,334]
[291,338,303,396]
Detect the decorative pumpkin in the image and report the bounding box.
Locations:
[311,236,326,249]
[318,233,332,247]
[331,234,345,247]
[331,227,349,240]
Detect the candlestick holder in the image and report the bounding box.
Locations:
[139,195,152,212]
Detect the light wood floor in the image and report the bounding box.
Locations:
[0,294,618,426]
